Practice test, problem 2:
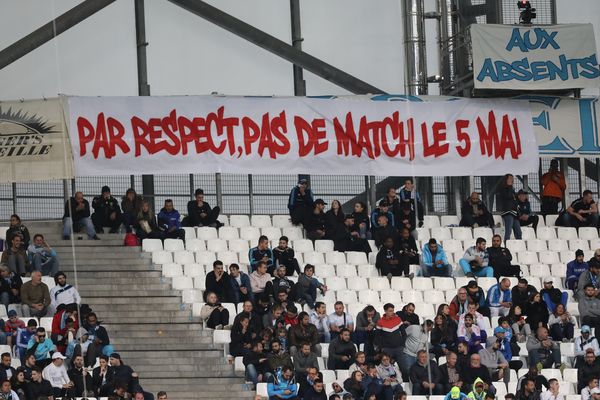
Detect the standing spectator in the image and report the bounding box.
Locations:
[184,188,221,227]
[228,263,253,304]
[517,190,539,231]
[421,239,452,277]
[249,236,274,274]
[580,284,600,336]
[540,159,566,216]
[327,328,356,370]
[157,199,185,241]
[49,271,80,313]
[355,305,380,359]
[459,192,494,228]
[497,174,522,240]
[305,200,327,241]
[350,202,371,239]
[26,366,54,399]
[487,235,521,279]
[5,214,30,250]
[375,304,405,368]
[540,279,567,312]
[487,278,512,317]
[566,249,589,290]
[0,265,22,309]
[27,234,59,277]
[120,188,143,233]
[27,327,56,367]
[273,236,301,276]
[399,179,424,227]
[371,200,395,229]
[324,200,345,241]
[200,292,229,329]
[526,327,563,369]
[205,260,231,302]
[135,201,164,242]
[62,191,99,240]
[557,190,599,228]
[460,238,493,278]
[288,179,314,226]
[329,302,354,340]
[1,235,28,276]
[288,312,320,356]
[401,320,433,380]
[310,302,330,344]
[511,279,538,309]
[524,293,549,331]
[296,264,327,309]
[548,304,575,342]
[92,186,122,233]
[20,271,50,317]
[409,350,444,395]
[250,261,274,299]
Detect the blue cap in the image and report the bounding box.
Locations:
[494,326,506,335]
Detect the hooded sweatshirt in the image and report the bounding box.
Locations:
[267,368,298,399]
[467,378,487,400]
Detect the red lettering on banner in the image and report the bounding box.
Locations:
[380,114,401,157]
[422,121,449,158]
[455,119,471,157]
[294,117,328,156]
[77,113,129,159]
[269,111,291,157]
[333,114,359,156]
[242,117,261,155]
[77,117,95,157]
[476,111,522,159]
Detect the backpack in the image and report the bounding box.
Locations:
[124,233,139,246]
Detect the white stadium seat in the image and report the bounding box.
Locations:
[184,263,204,277]
[518,251,538,265]
[347,279,369,291]
[272,215,293,228]
[304,252,325,265]
[282,227,304,240]
[185,238,206,251]
[162,263,183,277]
[196,251,216,265]
[164,239,185,251]
[579,227,599,240]
[325,277,347,291]
[346,251,368,265]
[545,215,559,227]
[182,227,196,239]
[537,227,557,240]
[142,239,162,252]
[216,251,238,265]
[557,227,578,240]
[172,276,194,290]
[359,290,380,303]
[218,226,239,240]
[315,240,335,253]
[228,239,249,252]
[547,239,569,251]
[336,290,358,304]
[441,215,459,226]
[261,227,281,240]
[423,216,440,228]
[197,227,218,240]
[251,215,272,228]
[569,238,590,250]
[529,263,551,277]
[174,251,195,265]
[442,239,463,253]
[391,277,412,291]
[412,277,433,291]
[240,227,261,241]
[369,277,391,291]
[380,290,403,304]
[526,239,547,252]
[293,239,314,253]
[229,215,250,227]
[358,265,379,277]
[326,251,346,265]
[315,264,336,277]
[207,239,228,252]
[430,227,451,241]
[539,251,560,265]
[506,239,526,254]
[520,226,536,240]
[402,290,423,303]
[433,277,455,291]
[152,251,172,265]
[477,277,497,292]
[452,227,472,241]
[336,264,357,277]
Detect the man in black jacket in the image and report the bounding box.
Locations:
[92,186,122,233]
[204,260,231,302]
[68,355,96,397]
[488,235,521,279]
[0,353,15,382]
[409,350,444,395]
[372,214,397,249]
[273,236,301,276]
[376,237,404,277]
[511,279,538,309]
[327,329,356,370]
[305,200,327,241]
[461,353,496,396]
[439,351,464,393]
[460,192,494,228]
[184,188,221,227]
[333,216,371,254]
[62,191,99,240]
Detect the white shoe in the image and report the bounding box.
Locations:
[215,324,223,330]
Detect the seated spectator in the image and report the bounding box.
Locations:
[479,339,509,383]
[566,249,588,290]
[205,260,231,302]
[324,199,345,240]
[20,271,50,317]
[51,304,78,354]
[526,326,563,369]
[512,278,538,309]
[120,188,143,233]
[234,301,261,336]
[350,201,371,239]
[267,366,298,400]
[450,288,472,321]
[200,291,229,329]
[464,280,490,317]
[456,341,470,371]
[421,238,452,277]
[397,227,419,264]
[157,199,185,241]
[581,351,600,395]
[398,201,417,235]
[487,278,512,317]
[305,199,327,241]
[91,186,122,233]
[541,278,568,312]
[409,349,444,395]
[487,234,521,279]
[6,214,30,250]
[399,179,424,227]
[445,386,468,400]
[289,311,320,356]
[575,325,600,365]
[0,265,22,309]
[273,236,301,276]
[400,320,433,381]
[461,354,495,396]
[303,378,327,400]
[540,379,563,400]
[497,174,522,240]
[293,342,318,383]
[334,216,371,254]
[27,327,56,368]
[62,191,99,240]
[557,190,599,228]
[548,303,575,341]
[267,340,293,375]
[440,352,464,393]
[355,305,380,359]
[27,234,59,277]
[344,371,366,400]
[250,261,274,300]
[509,306,531,343]
[135,200,164,241]
[467,378,490,400]
[517,366,548,392]
[16,319,37,363]
[349,351,368,374]
[397,303,419,326]
[329,301,354,341]
[524,292,549,331]
[229,263,253,304]
[1,235,28,276]
[101,353,142,397]
[577,258,600,301]
[327,328,356,370]
[288,179,314,226]
[363,363,396,399]
[84,312,112,359]
[371,200,395,231]
[431,314,458,359]
[517,190,539,231]
[296,264,327,310]
[376,237,404,277]
[184,188,221,227]
[581,377,598,400]
[284,304,299,327]
[459,192,494,228]
[373,214,397,249]
[68,354,96,397]
[49,271,80,313]
[11,369,27,399]
[310,302,330,343]
[263,305,285,331]
[250,235,274,274]
[4,310,24,348]
[229,314,253,357]
[515,378,541,400]
[457,313,485,354]
[243,341,268,386]
[375,304,405,370]
[460,238,492,278]
[26,366,54,399]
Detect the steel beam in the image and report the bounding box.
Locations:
[0,0,116,70]
[289,0,306,96]
[167,0,386,95]
[135,0,151,96]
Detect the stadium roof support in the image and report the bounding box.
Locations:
[167,0,387,95]
[0,0,116,70]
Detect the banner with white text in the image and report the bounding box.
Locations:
[65,95,538,177]
[471,24,600,90]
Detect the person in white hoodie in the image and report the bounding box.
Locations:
[49,271,81,314]
[459,238,493,278]
[0,379,18,400]
[42,352,74,398]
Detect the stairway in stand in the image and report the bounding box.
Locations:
[27,221,254,400]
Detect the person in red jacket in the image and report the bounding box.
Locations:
[51,303,79,354]
[449,288,472,321]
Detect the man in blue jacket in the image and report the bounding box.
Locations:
[567,249,589,290]
[229,263,253,304]
[249,235,275,274]
[267,366,298,399]
[421,239,452,277]
[157,199,185,241]
[487,278,512,317]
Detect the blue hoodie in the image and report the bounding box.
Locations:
[267,368,298,399]
[158,208,182,230]
[422,243,449,268]
[487,283,511,308]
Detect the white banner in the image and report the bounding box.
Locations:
[471,24,600,90]
[0,98,73,183]
[65,95,538,177]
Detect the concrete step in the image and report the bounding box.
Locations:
[74,277,169,285]
[75,283,173,291]
[119,349,222,358]
[110,337,214,346]
[81,289,182,297]
[109,342,213,351]
[102,329,208,339]
[57,264,155,271]
[57,271,162,279]
[91,303,188,312]
[94,310,194,320]
[138,377,247,387]
[103,323,204,331]
[85,295,181,305]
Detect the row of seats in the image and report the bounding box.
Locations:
[423,214,562,229]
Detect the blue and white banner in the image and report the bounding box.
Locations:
[471,24,600,90]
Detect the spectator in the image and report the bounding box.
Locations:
[457,313,485,354]
[273,236,301,276]
[384,188,402,225]
[10,369,27,399]
[479,339,509,383]
[16,319,37,363]
[92,355,112,393]
[20,271,50,317]
[157,199,185,241]
[577,259,600,301]
[540,159,566,216]
[1,235,28,276]
[267,340,293,374]
[397,227,419,265]
[355,305,380,359]
[399,179,424,227]
[284,304,299,327]
[464,281,490,318]
[517,366,548,392]
[344,371,366,400]
[557,190,599,228]
[288,179,314,226]
[26,366,54,400]
[582,378,598,400]
[497,174,522,240]
[445,386,468,400]
[349,351,368,374]
[517,190,539,231]
[250,261,274,299]
[134,200,163,242]
[376,237,404,277]
[229,314,253,357]
[400,320,433,380]
[397,303,419,326]
[310,302,330,343]
[200,291,229,329]
[371,200,395,230]
[459,192,494,228]
[576,325,600,362]
[327,328,356,370]
[350,201,371,239]
[461,354,495,396]
[0,265,22,309]
[62,191,99,240]
[516,378,541,400]
[27,234,59,277]
[293,342,318,382]
[526,327,563,369]
[329,302,354,340]
[91,186,122,233]
[440,352,464,393]
[509,306,531,343]
[68,354,96,397]
[487,235,521,279]
[296,264,327,309]
[398,201,417,235]
[289,312,320,356]
[0,353,14,382]
[184,188,221,227]
[373,214,397,249]
[449,288,471,321]
[49,271,81,313]
[267,366,298,400]
[205,260,231,302]
[566,249,588,290]
[6,214,30,250]
[547,304,575,342]
[456,341,470,371]
[263,305,285,331]
[249,235,274,274]
[4,310,24,348]
[304,378,327,400]
[243,341,268,386]
[120,188,143,233]
[375,304,405,369]
[409,350,444,395]
[363,363,395,399]
[333,216,371,254]
[229,263,253,304]
[234,301,261,336]
[487,278,512,317]
[27,327,56,368]
[580,350,600,392]
[431,314,458,359]
[540,379,563,400]
[305,199,327,241]
[524,293,549,331]
[376,353,403,393]
[512,279,538,309]
[540,279,567,312]
[103,353,141,396]
[459,238,492,278]
[324,199,345,241]
[421,239,452,277]
[84,312,112,359]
